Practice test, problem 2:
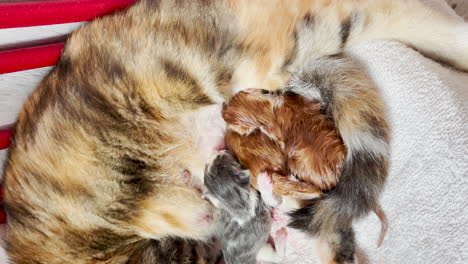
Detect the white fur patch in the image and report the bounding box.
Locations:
[342,131,389,159]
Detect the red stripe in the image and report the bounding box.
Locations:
[0,0,136,29]
[0,43,64,74]
[0,188,5,224]
[0,207,6,224]
[0,130,12,150]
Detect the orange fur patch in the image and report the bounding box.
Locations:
[223,90,346,198]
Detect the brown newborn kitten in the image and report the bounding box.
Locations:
[222,88,346,199]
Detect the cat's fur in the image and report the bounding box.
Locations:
[3,0,468,263]
[286,55,390,263]
[203,150,283,264]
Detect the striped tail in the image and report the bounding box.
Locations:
[287,55,390,263]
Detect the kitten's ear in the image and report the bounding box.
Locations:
[221,102,232,120]
[240,169,250,177]
[238,170,251,187]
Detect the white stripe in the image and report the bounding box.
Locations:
[0,22,83,50]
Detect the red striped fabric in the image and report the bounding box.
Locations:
[0,43,64,74]
[0,0,136,29]
[0,0,137,74]
[0,130,12,150]
[0,188,5,224]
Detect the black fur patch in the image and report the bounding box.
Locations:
[295,69,336,117]
[282,30,299,70]
[340,17,352,48]
[116,155,149,176]
[288,198,323,234]
[3,202,39,228]
[333,150,387,217]
[126,238,218,264]
[161,59,213,106]
[289,150,387,234]
[106,62,126,82]
[215,67,233,87]
[62,227,139,259]
[162,59,199,88]
[334,228,356,263]
[19,77,57,139]
[303,13,315,27]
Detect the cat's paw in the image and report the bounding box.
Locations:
[257,172,282,207]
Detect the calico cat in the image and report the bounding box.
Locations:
[202,150,285,264]
[2,0,468,263]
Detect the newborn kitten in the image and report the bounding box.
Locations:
[203,151,286,264]
[222,88,346,200]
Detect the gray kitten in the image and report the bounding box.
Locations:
[203,150,286,264]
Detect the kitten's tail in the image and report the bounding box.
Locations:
[287,55,390,261]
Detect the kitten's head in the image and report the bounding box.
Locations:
[221,89,281,136]
[203,151,252,213]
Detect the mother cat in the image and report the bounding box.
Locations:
[3,0,468,263]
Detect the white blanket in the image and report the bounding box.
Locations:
[0,0,467,263]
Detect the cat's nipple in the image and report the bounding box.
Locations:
[200,213,214,226]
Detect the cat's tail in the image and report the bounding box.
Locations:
[287,55,390,263]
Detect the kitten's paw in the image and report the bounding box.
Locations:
[274,228,288,259]
[258,172,282,207]
[275,228,288,242]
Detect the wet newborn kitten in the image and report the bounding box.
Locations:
[202,150,286,264]
[222,88,346,201]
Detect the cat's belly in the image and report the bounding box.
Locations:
[184,104,227,185]
[195,104,227,162]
